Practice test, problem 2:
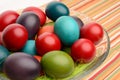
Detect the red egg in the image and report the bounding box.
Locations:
[23,6,46,26]
[80,22,104,44]
[2,23,28,51]
[0,10,19,31]
[36,32,61,56]
[0,32,2,45]
[71,38,96,63]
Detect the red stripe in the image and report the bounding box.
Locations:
[70,0,85,8]
[95,4,119,20]
[89,53,120,80]
[103,64,120,79]
[107,22,120,31]
[74,0,94,10]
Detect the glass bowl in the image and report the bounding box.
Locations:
[0,10,110,80]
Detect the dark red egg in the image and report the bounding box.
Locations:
[2,23,28,51]
[36,32,61,56]
[0,10,19,31]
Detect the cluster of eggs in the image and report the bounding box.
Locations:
[0,1,103,80]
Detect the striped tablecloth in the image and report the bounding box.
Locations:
[58,0,120,80]
[1,0,119,80]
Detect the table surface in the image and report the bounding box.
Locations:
[59,0,120,80]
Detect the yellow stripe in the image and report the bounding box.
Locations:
[86,0,119,17]
[83,51,120,80]
[100,10,120,25]
[105,66,120,79]
[95,57,120,79]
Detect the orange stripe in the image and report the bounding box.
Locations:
[75,0,100,11]
[86,0,119,17]
[74,0,94,10]
[107,22,120,31]
[95,4,120,20]
[99,10,120,24]
[96,35,120,50]
[110,70,120,80]
[104,66,120,79]
[62,0,83,8]
[89,53,120,79]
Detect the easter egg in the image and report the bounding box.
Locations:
[21,40,36,56]
[0,32,2,45]
[0,45,10,71]
[54,16,79,46]
[37,22,54,36]
[16,12,40,39]
[0,10,19,31]
[3,52,41,80]
[36,32,61,56]
[41,51,74,78]
[71,16,84,28]
[45,1,69,21]
[2,23,28,51]
[23,6,46,26]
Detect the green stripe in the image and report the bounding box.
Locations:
[108,24,120,33]
[106,67,120,80]
[110,43,120,54]
[103,20,120,31]
[83,0,107,13]
[97,8,120,21]
[95,56,120,79]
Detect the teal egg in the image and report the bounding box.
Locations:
[54,16,79,46]
[45,1,69,21]
[0,45,10,71]
[21,40,36,56]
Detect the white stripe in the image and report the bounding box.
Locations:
[111,39,120,48]
[104,65,120,80]
[87,52,120,79]
[102,13,120,25]
[71,0,92,9]
[96,6,120,21]
[110,32,120,41]
[93,2,120,19]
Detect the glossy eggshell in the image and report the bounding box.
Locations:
[16,12,40,39]
[21,40,36,56]
[3,52,41,80]
[0,32,2,45]
[41,51,74,78]
[23,6,46,26]
[71,16,84,28]
[54,16,79,46]
[36,32,61,56]
[0,10,19,31]
[37,25,54,36]
[0,45,10,71]
[2,24,28,51]
[45,1,69,21]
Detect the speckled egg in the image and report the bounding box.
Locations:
[54,16,79,46]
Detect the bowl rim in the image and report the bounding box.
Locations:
[70,29,110,79]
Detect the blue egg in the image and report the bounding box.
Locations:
[54,16,79,46]
[0,45,10,71]
[21,40,36,56]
